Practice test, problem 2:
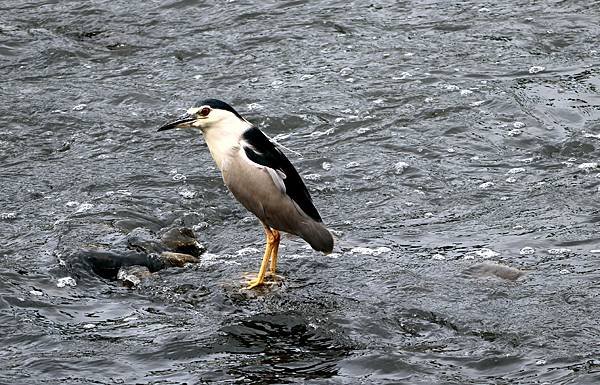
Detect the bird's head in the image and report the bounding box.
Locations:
[158,98,249,133]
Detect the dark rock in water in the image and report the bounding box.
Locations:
[127,227,165,255]
[76,226,204,281]
[117,265,152,288]
[160,227,205,257]
[463,262,526,281]
[80,249,170,280]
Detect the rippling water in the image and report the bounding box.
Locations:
[2,1,600,384]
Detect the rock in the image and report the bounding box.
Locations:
[127,227,164,254]
[160,227,205,257]
[160,251,199,267]
[463,262,526,281]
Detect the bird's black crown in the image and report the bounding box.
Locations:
[197,98,244,120]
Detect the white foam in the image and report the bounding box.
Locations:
[309,128,335,138]
[0,212,17,220]
[520,247,535,255]
[470,100,486,107]
[478,181,495,189]
[513,121,526,129]
[583,133,600,140]
[236,247,261,256]
[340,67,353,76]
[394,161,409,174]
[507,167,526,174]
[393,72,413,80]
[304,173,321,181]
[528,66,545,74]
[178,188,196,199]
[518,157,535,163]
[246,102,263,111]
[443,84,460,91]
[57,277,76,288]
[350,246,391,256]
[75,203,94,213]
[578,162,598,171]
[548,248,571,255]
[473,248,500,259]
[507,129,522,136]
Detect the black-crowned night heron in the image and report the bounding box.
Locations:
[158,99,333,289]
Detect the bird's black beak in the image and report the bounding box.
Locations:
[158,113,196,131]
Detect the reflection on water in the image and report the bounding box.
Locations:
[1,1,600,384]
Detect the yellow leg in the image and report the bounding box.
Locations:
[269,229,280,276]
[245,225,276,289]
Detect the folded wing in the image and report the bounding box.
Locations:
[241,127,322,223]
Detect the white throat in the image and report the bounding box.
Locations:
[201,115,252,170]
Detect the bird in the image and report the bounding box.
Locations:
[158,99,333,289]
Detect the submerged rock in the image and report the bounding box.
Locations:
[79,226,204,281]
[463,262,526,281]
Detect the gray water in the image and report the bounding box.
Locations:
[2,1,600,384]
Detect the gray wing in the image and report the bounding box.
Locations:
[240,126,323,223]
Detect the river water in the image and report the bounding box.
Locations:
[1,1,600,384]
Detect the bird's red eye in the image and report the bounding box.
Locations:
[199,106,211,117]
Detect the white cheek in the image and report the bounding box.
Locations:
[187,107,200,115]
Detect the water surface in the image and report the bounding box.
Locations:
[1,1,600,384]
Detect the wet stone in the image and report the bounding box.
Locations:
[160,251,199,267]
[80,226,204,281]
[160,227,205,257]
[127,227,165,255]
[463,262,526,281]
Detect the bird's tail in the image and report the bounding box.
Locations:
[300,220,334,254]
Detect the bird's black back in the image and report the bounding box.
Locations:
[241,127,323,223]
